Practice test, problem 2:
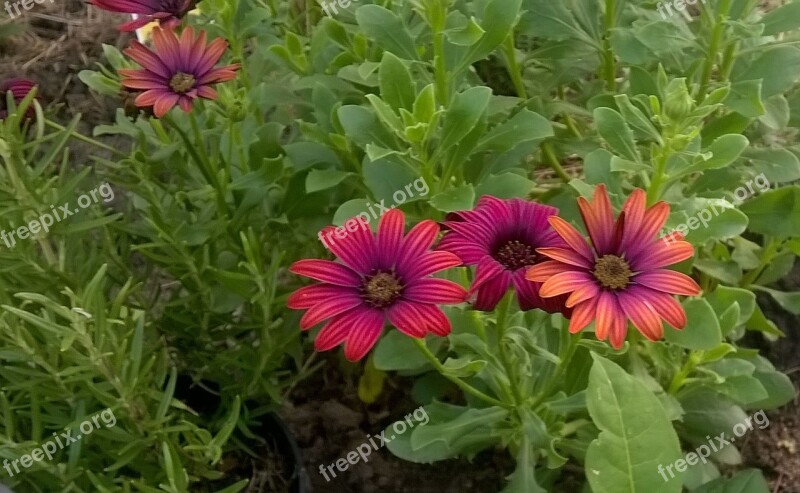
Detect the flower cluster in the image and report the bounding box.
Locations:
[290,185,701,360]
[87,1,239,118]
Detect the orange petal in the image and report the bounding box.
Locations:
[634,270,701,296]
[618,293,664,341]
[537,247,593,268]
[569,298,597,334]
[540,271,593,298]
[526,261,571,282]
[548,216,594,261]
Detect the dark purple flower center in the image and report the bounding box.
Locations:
[361,271,403,309]
[169,72,196,94]
[593,255,632,290]
[494,240,537,271]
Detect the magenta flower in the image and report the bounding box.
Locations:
[119,27,239,118]
[288,209,467,362]
[90,0,194,32]
[0,78,38,121]
[438,195,570,313]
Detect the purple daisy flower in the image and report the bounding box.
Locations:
[118,27,240,118]
[438,195,570,314]
[90,0,194,32]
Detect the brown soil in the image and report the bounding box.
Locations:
[282,356,513,493]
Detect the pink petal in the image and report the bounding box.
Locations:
[153,93,180,118]
[289,259,361,287]
[473,270,511,311]
[299,294,363,330]
[402,251,462,279]
[387,301,429,338]
[377,209,404,268]
[634,270,701,296]
[403,278,467,304]
[539,271,593,298]
[287,284,356,309]
[343,308,385,361]
[618,292,664,341]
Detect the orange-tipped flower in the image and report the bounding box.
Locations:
[526,185,700,348]
[119,27,239,118]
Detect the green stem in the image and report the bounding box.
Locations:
[697,0,732,102]
[646,149,669,206]
[503,35,527,99]
[740,238,781,287]
[601,0,617,91]
[412,338,511,409]
[433,30,449,105]
[541,141,571,183]
[668,351,702,394]
[496,291,524,406]
[44,120,126,158]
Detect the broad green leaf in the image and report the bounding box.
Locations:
[430,185,475,212]
[305,169,352,193]
[379,52,415,111]
[585,355,683,493]
[762,1,800,35]
[475,109,553,152]
[594,107,641,162]
[439,87,492,152]
[739,186,800,237]
[355,5,419,60]
[665,298,722,350]
[691,469,770,493]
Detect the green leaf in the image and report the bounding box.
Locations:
[439,87,492,152]
[691,469,770,493]
[379,52,415,111]
[751,286,800,315]
[762,1,800,35]
[739,186,800,237]
[362,156,423,204]
[585,355,683,493]
[475,173,535,199]
[430,184,475,212]
[475,109,553,152]
[305,169,352,193]
[594,107,641,162]
[355,5,419,60]
[665,298,722,350]
[457,0,524,71]
[373,331,430,371]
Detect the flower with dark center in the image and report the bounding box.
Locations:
[526,185,701,349]
[118,27,240,118]
[0,78,38,121]
[89,0,195,32]
[438,195,570,313]
[288,209,466,362]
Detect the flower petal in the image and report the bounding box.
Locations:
[525,260,581,282]
[634,270,701,296]
[299,294,363,330]
[287,284,356,309]
[618,292,664,341]
[472,269,511,311]
[540,271,593,298]
[536,247,593,268]
[343,308,385,361]
[377,208,404,268]
[403,251,462,279]
[290,259,361,286]
[548,216,594,261]
[596,291,626,348]
[569,298,597,334]
[403,278,467,304]
[387,301,430,338]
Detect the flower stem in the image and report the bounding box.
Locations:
[646,149,669,206]
[601,0,617,91]
[503,35,527,99]
[495,291,524,406]
[541,141,571,183]
[412,338,510,409]
[697,0,732,102]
